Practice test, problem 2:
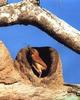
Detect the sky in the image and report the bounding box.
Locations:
[0,0,80,84]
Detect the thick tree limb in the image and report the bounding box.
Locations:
[0,1,80,99]
[0,1,80,53]
[0,82,69,100]
[0,41,80,99]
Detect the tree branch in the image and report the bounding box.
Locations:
[0,82,68,100]
[0,1,80,99]
[1,41,80,99]
[0,1,80,53]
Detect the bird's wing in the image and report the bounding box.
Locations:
[32,54,47,69]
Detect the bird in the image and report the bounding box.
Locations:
[28,47,47,78]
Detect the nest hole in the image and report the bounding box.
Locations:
[27,47,52,78]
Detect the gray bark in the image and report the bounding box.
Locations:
[0,0,79,53]
[0,0,80,99]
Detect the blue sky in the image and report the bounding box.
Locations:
[0,0,80,84]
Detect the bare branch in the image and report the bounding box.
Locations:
[0,1,80,53]
[1,41,80,99]
[22,0,40,5]
[19,7,80,53]
[0,82,68,100]
[0,1,80,99]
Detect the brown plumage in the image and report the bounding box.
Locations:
[29,47,47,77]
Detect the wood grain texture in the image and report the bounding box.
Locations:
[0,41,80,100]
[0,0,79,53]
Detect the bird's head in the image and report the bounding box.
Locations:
[28,46,39,56]
[28,46,47,69]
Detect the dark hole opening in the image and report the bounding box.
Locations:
[27,47,52,78]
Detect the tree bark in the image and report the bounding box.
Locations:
[0,0,80,99]
[0,0,79,53]
[0,41,80,100]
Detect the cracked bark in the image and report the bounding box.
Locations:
[0,41,80,100]
[0,0,80,99]
[0,0,80,53]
